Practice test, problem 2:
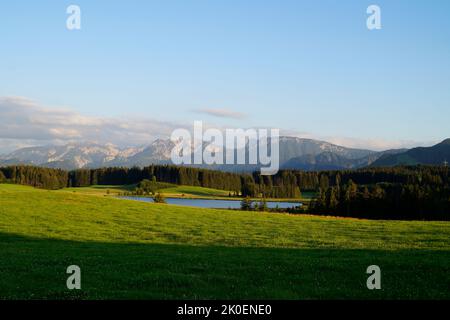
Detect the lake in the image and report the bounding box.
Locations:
[120,196,302,209]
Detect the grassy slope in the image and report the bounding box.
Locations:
[0,184,449,299]
[60,184,232,199]
[62,184,309,202]
[160,185,308,202]
[158,185,232,198]
[60,184,136,196]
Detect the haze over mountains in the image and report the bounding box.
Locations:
[0,136,429,171]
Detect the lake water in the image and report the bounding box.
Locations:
[120,196,301,209]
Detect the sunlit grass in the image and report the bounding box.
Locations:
[1,183,449,299]
[1,184,449,249]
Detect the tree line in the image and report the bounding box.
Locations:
[309,166,450,220]
[0,166,68,189]
[67,166,244,194]
[1,164,449,220]
[0,165,311,198]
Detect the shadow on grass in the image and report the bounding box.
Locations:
[0,232,449,300]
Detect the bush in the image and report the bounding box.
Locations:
[153,193,166,204]
[240,197,253,211]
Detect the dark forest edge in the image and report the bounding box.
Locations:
[0,164,449,221]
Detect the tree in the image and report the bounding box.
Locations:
[319,175,329,191]
[242,176,256,197]
[326,187,339,210]
[153,192,166,204]
[240,196,253,211]
[347,180,358,198]
[138,179,157,194]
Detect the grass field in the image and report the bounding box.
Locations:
[61,184,307,202]
[60,184,231,198]
[159,185,308,202]
[60,184,136,196]
[0,184,449,299]
[158,185,232,198]
[60,184,233,199]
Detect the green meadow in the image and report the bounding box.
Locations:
[60,184,136,196]
[158,185,232,198]
[0,183,449,299]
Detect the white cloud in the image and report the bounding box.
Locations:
[193,108,247,119]
[0,96,438,154]
[0,96,183,153]
[281,129,437,151]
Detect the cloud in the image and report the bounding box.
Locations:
[321,136,436,151]
[0,96,438,154]
[280,129,437,151]
[193,108,247,120]
[0,96,183,153]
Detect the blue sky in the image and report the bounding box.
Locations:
[0,0,449,151]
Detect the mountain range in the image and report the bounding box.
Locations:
[1,137,448,171]
[370,138,450,167]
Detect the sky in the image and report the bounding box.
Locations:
[0,0,449,153]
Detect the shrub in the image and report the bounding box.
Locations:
[240,196,253,211]
[153,193,166,204]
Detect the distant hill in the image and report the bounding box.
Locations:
[282,148,407,171]
[371,139,450,167]
[0,136,417,171]
[282,152,355,171]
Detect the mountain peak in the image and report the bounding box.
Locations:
[438,138,450,146]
